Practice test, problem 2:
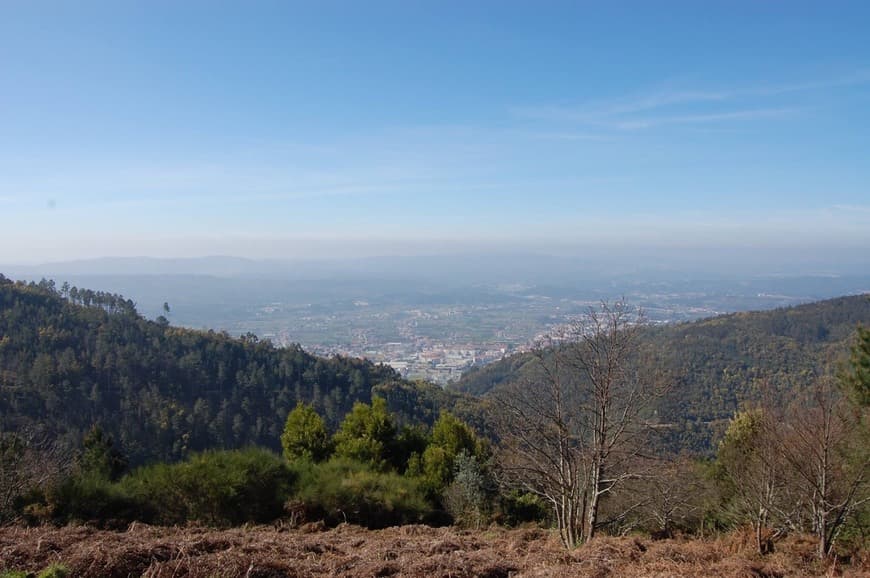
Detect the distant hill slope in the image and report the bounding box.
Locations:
[0,275,460,465]
[452,294,870,453]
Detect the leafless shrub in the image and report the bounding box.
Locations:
[0,428,71,522]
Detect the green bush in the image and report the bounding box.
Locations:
[0,564,71,578]
[46,447,295,527]
[291,458,431,528]
[835,503,870,559]
[38,565,70,578]
[442,451,492,528]
[498,490,550,526]
[48,475,148,526]
[121,447,295,526]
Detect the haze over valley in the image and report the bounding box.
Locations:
[7,255,870,384]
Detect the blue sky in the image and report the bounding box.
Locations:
[1,1,869,264]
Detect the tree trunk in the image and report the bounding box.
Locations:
[755,519,763,556]
[817,516,828,560]
[555,493,582,548]
[584,460,602,543]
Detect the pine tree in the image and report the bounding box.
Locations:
[281,403,332,463]
[78,425,128,481]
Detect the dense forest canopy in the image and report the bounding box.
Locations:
[0,275,455,465]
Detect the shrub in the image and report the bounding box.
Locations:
[120,447,295,526]
[0,564,72,578]
[443,451,491,528]
[498,490,550,527]
[292,458,432,528]
[38,565,70,578]
[47,475,148,526]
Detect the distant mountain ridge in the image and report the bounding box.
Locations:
[4,256,284,278]
[9,254,870,284]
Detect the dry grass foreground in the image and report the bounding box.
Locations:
[0,524,866,578]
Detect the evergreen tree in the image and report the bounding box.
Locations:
[281,403,332,463]
[333,397,396,470]
[78,425,128,482]
[421,411,484,494]
[842,325,870,406]
[443,450,491,528]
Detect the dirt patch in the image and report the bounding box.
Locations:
[0,524,864,577]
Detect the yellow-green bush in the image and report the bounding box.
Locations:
[120,447,296,526]
[291,458,432,528]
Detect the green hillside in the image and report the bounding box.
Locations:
[453,293,870,452]
[0,276,457,465]
[4,273,867,462]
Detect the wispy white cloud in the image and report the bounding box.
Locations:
[513,131,614,142]
[612,107,801,130]
[512,69,870,130]
[511,90,731,123]
[742,68,870,97]
[513,103,801,130]
[831,204,870,213]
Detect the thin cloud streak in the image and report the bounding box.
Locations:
[71,175,631,210]
[511,90,731,123]
[744,68,870,97]
[511,69,870,129]
[613,107,801,130]
[515,131,614,142]
[831,204,870,213]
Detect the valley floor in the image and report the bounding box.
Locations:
[1,524,865,577]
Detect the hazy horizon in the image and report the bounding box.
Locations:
[4,248,870,282]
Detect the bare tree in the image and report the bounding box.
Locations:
[494,299,666,547]
[0,429,70,521]
[717,378,869,558]
[494,344,588,547]
[717,408,789,555]
[636,455,712,538]
[776,378,869,559]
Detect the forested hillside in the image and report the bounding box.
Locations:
[3,272,868,464]
[454,293,870,452]
[0,276,456,465]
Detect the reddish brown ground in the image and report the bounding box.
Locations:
[0,524,865,577]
